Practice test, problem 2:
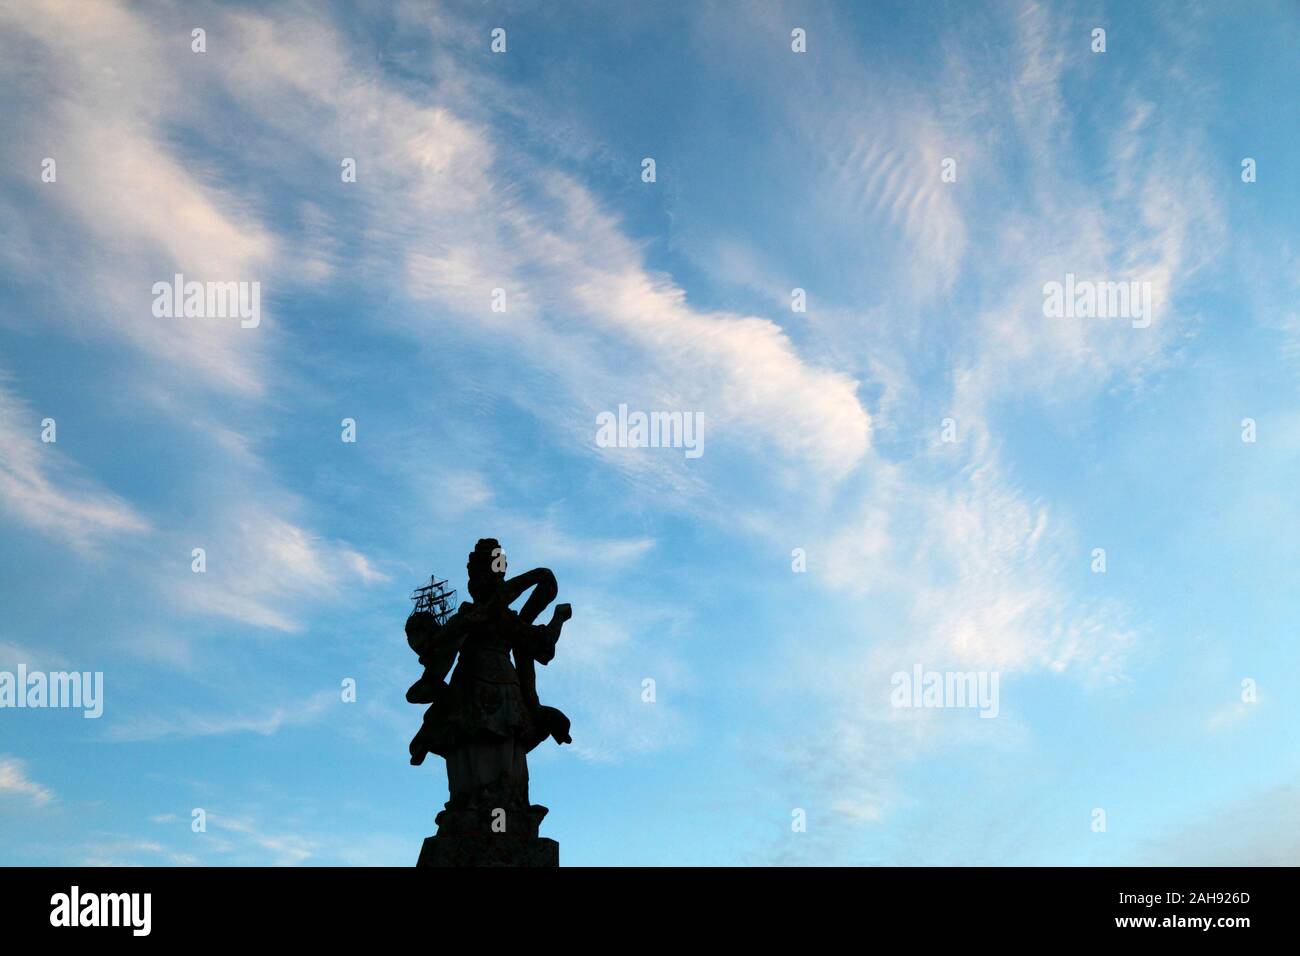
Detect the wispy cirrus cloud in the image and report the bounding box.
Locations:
[0,755,54,807]
[200,8,873,482]
[159,510,389,633]
[723,0,1223,861]
[0,0,279,396]
[0,376,149,546]
[105,689,338,742]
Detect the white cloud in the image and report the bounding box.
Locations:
[727,1,1220,857]
[1206,698,1260,732]
[161,509,386,633]
[340,549,390,585]
[490,515,655,570]
[106,689,336,742]
[0,378,148,546]
[209,812,316,866]
[0,755,53,807]
[538,593,690,763]
[0,640,68,672]
[0,0,280,396]
[202,10,872,481]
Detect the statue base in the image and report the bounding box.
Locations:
[417,834,559,867]
[416,803,558,867]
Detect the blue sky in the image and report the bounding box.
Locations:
[0,0,1297,866]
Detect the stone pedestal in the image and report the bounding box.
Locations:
[417,833,558,867]
[416,803,558,867]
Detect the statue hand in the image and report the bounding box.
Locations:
[553,603,572,624]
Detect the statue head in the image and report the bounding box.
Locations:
[466,537,506,602]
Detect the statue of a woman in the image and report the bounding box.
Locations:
[406,539,572,850]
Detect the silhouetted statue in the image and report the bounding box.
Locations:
[406,539,572,866]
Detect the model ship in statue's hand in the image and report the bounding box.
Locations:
[406,538,572,866]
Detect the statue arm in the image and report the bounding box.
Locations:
[503,568,557,625]
[405,608,468,703]
[523,603,571,666]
